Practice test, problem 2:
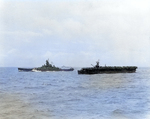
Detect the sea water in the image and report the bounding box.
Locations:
[0,67,150,119]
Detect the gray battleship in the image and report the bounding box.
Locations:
[18,60,74,72]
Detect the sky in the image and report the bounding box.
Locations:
[0,0,150,67]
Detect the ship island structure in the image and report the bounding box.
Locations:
[78,60,137,74]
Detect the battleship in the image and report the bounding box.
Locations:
[78,61,137,74]
[18,59,74,72]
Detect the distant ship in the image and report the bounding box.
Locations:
[78,60,137,74]
[60,66,74,71]
[18,59,74,72]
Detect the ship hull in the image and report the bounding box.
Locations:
[18,68,33,72]
[78,66,137,74]
[18,67,74,72]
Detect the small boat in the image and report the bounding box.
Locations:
[18,68,34,72]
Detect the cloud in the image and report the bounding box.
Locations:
[2,0,150,40]
[1,0,150,67]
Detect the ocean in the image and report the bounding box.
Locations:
[0,67,150,119]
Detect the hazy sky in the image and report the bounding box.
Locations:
[0,0,150,67]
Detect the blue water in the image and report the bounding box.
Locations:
[0,67,150,119]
